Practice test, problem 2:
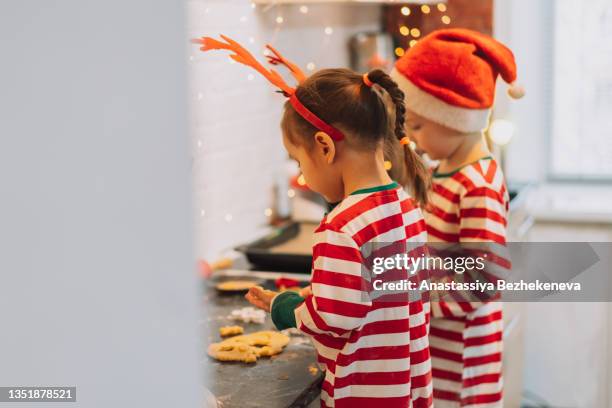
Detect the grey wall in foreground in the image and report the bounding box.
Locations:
[0,1,201,407]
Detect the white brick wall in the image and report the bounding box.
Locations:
[188,0,380,259]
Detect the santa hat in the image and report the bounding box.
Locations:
[391,28,524,133]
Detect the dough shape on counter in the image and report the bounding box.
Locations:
[208,331,290,363]
[219,325,244,337]
[216,280,258,292]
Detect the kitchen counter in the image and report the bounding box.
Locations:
[203,271,322,408]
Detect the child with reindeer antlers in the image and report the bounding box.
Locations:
[193,35,433,408]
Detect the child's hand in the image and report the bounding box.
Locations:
[299,285,312,298]
[245,286,278,312]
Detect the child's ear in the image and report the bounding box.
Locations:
[313,131,336,164]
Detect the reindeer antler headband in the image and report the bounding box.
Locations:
[191,35,345,141]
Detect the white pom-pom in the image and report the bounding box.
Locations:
[508,82,526,99]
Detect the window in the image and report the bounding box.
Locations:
[550,0,612,180]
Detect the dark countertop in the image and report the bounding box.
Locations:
[203,276,323,408]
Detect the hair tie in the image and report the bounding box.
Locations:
[399,136,411,146]
[362,73,374,87]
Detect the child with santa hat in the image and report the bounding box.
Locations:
[391,28,524,407]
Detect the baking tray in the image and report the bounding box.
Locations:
[235,222,314,274]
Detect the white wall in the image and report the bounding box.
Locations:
[188,0,381,260]
[0,1,201,407]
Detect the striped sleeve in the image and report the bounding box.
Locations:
[430,185,509,319]
[458,185,507,244]
[294,227,372,338]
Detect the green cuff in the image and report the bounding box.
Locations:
[271,291,304,330]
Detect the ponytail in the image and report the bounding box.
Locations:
[367,69,431,205]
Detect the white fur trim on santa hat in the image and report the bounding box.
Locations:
[391,68,491,133]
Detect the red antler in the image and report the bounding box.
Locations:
[264,44,307,84]
[191,35,295,96]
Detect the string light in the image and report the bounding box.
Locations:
[399,26,410,36]
[437,3,447,12]
[401,6,411,16]
[442,15,451,24]
[489,119,515,146]
[409,39,418,48]
[192,3,346,227]
[395,47,405,57]
[421,5,431,14]
[410,28,421,38]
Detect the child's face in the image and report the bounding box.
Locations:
[282,132,345,203]
[405,109,464,160]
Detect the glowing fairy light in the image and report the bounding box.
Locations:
[409,39,418,48]
[401,6,411,16]
[437,3,447,12]
[489,119,515,146]
[395,47,405,57]
[384,161,393,171]
[297,174,306,186]
[264,208,273,217]
[287,189,296,198]
[306,62,316,71]
[410,28,421,38]
[299,5,309,14]
[399,26,409,36]
[421,5,431,14]
[324,27,333,35]
[442,15,451,24]
[276,16,284,24]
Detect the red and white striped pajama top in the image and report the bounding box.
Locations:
[275,182,433,408]
[423,157,509,407]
